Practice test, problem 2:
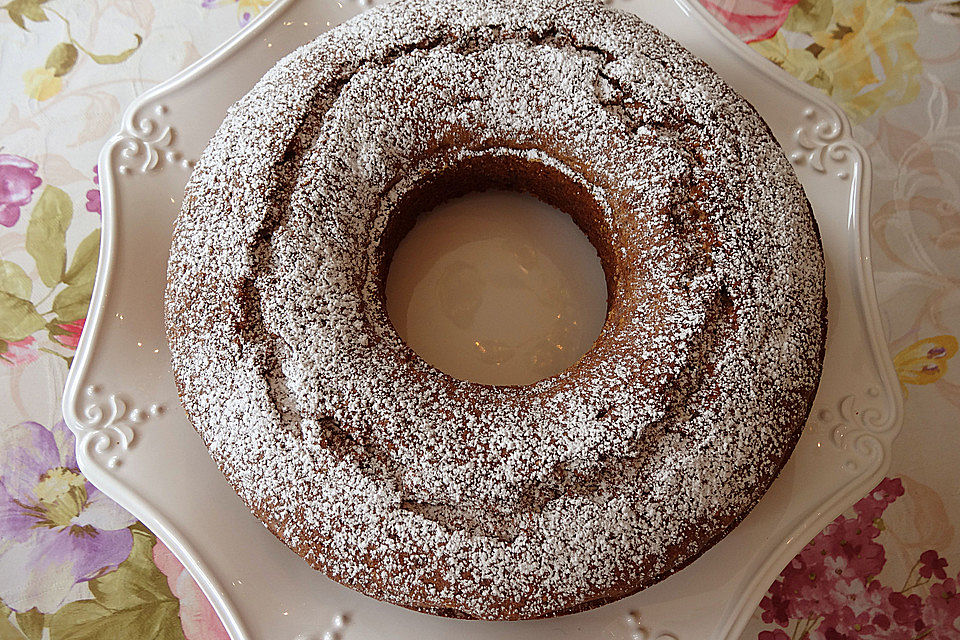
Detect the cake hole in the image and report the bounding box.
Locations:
[385,190,606,386]
[380,155,616,386]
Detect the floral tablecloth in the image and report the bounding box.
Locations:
[0,0,957,639]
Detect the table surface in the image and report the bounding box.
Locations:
[0,1,957,639]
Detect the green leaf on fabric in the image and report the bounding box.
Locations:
[0,602,27,640]
[750,33,831,91]
[51,280,93,323]
[5,0,48,30]
[46,322,71,336]
[49,600,182,640]
[5,6,25,29]
[46,42,78,77]
[49,527,186,640]
[25,186,73,288]
[0,619,26,640]
[62,230,100,287]
[87,34,142,65]
[783,0,834,33]
[88,526,179,611]
[48,601,112,640]
[0,261,32,300]
[13,610,42,640]
[0,292,46,342]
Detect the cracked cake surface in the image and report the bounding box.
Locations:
[164,0,827,620]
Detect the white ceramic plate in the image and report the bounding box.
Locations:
[62,0,902,638]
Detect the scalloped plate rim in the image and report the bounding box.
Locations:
[61,1,903,639]
[673,2,903,635]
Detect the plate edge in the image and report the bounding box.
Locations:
[61,2,906,639]
[672,1,904,637]
[59,4,304,640]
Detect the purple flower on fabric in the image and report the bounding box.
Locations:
[0,421,136,613]
[85,165,101,216]
[0,154,43,227]
[201,0,269,27]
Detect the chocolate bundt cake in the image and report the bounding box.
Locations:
[165,0,827,620]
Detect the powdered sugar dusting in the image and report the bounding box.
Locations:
[165,0,826,620]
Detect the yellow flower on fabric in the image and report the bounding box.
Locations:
[750,32,832,91]
[813,0,921,123]
[33,467,85,504]
[893,335,958,397]
[33,467,87,528]
[751,0,922,123]
[22,67,62,101]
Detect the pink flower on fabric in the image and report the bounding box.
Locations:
[756,477,960,640]
[920,550,949,580]
[1,336,39,367]
[890,591,923,627]
[152,540,230,640]
[819,580,896,637]
[0,154,42,227]
[758,477,913,639]
[822,517,886,579]
[820,627,849,640]
[854,477,905,522]
[759,578,793,627]
[698,0,800,43]
[52,319,85,350]
[922,576,960,637]
[0,421,136,613]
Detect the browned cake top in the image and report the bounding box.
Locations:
[165,0,826,620]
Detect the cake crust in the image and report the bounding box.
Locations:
[165,0,827,620]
